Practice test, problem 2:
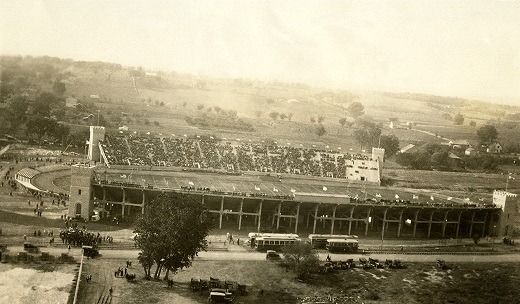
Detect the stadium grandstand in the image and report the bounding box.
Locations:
[61,126,507,240]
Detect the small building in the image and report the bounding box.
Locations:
[448,139,471,150]
[399,144,416,154]
[65,96,78,108]
[486,141,503,154]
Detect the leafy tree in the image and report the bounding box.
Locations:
[52,124,70,146]
[279,113,287,120]
[196,104,205,111]
[339,117,347,128]
[309,117,316,124]
[379,135,400,157]
[477,125,498,143]
[453,113,464,125]
[317,116,325,123]
[315,124,326,137]
[153,121,160,126]
[52,81,66,96]
[144,118,150,125]
[282,242,320,280]
[469,121,476,127]
[8,97,28,131]
[430,151,451,170]
[353,121,381,150]
[25,116,58,144]
[254,110,262,119]
[33,92,60,117]
[269,111,279,120]
[347,102,364,118]
[182,102,187,107]
[134,192,213,280]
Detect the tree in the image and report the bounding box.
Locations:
[469,121,476,127]
[287,112,294,121]
[315,124,326,137]
[477,125,498,143]
[379,135,400,156]
[279,113,287,120]
[8,97,28,131]
[33,92,60,117]
[269,111,279,120]
[353,121,381,150]
[196,104,205,111]
[317,116,325,123]
[134,192,213,280]
[25,116,58,144]
[453,113,464,125]
[282,242,320,280]
[309,117,316,124]
[144,119,150,125]
[52,81,66,96]
[254,111,262,119]
[347,102,364,118]
[339,117,347,128]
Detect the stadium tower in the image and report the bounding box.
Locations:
[88,126,106,162]
[493,190,519,237]
[68,163,95,221]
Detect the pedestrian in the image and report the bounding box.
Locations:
[68,245,71,252]
[237,239,240,246]
[109,287,113,296]
[124,268,127,276]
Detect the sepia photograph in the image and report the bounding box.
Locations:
[1,1,520,303]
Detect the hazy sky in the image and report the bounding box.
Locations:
[1,1,520,103]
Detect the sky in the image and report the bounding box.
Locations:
[1,0,520,103]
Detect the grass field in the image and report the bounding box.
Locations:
[77,258,520,304]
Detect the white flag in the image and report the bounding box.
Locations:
[395,194,399,199]
[290,188,296,193]
[412,195,419,199]
[375,193,382,198]
[255,186,260,191]
[188,181,194,186]
[322,186,327,191]
[447,197,452,200]
[273,187,279,192]
[430,196,434,201]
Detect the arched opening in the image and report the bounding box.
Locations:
[75,203,82,215]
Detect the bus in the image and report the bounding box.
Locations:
[326,239,359,253]
[251,233,301,251]
[308,234,358,249]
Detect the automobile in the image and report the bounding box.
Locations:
[208,288,234,303]
[266,250,281,260]
[83,247,99,258]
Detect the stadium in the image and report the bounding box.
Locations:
[67,126,505,239]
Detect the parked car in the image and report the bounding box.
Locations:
[266,250,281,260]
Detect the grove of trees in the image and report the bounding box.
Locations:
[477,125,498,143]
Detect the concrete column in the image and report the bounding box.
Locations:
[348,206,355,235]
[427,210,434,238]
[257,200,263,232]
[442,211,449,238]
[365,208,372,236]
[276,202,282,229]
[413,210,419,237]
[219,196,224,229]
[397,209,404,237]
[313,204,320,234]
[455,210,462,239]
[481,212,488,236]
[469,211,475,237]
[238,198,244,231]
[121,188,126,218]
[381,208,388,239]
[330,205,337,234]
[294,203,301,234]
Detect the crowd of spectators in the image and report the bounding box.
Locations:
[100,135,378,179]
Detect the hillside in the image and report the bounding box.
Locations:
[2,55,520,165]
